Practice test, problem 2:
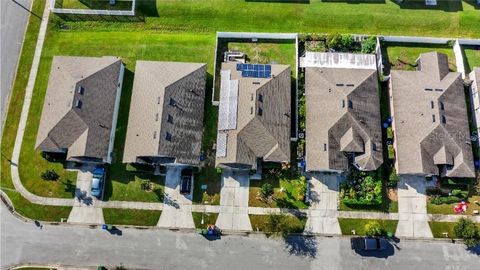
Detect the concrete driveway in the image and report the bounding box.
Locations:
[215,169,252,231]
[396,175,433,238]
[157,165,195,229]
[67,165,104,224]
[305,172,341,235]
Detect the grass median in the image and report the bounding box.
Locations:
[103,208,161,226]
[338,218,398,236]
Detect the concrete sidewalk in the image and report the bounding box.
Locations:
[215,169,252,231]
[304,173,341,235]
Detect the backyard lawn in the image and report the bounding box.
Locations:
[464,46,480,73]
[338,218,398,236]
[385,43,457,72]
[193,167,221,205]
[103,208,161,226]
[192,212,219,229]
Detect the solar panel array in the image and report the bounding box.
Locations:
[236,63,272,78]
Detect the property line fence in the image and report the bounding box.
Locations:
[51,0,136,16]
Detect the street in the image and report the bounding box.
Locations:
[0,0,33,130]
[1,203,479,270]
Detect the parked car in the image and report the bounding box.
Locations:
[91,166,106,198]
[180,167,193,195]
[351,237,387,251]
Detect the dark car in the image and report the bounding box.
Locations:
[351,237,387,251]
[180,168,193,195]
[91,166,106,198]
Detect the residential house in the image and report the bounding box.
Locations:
[123,61,207,167]
[215,62,291,170]
[35,56,124,164]
[303,52,383,173]
[389,52,475,178]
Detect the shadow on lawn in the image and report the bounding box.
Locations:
[390,0,464,12]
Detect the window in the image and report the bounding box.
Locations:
[324,143,327,151]
[167,114,173,124]
[431,101,434,109]
[440,101,445,110]
[258,107,263,116]
[442,115,446,124]
[75,100,82,109]
[258,94,263,102]
[165,132,172,141]
[169,98,176,106]
[77,86,85,95]
[432,115,436,123]
[348,100,353,109]
[372,143,377,151]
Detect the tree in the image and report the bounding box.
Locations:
[260,183,274,201]
[41,169,59,181]
[265,213,291,238]
[454,218,479,248]
[361,36,377,54]
[140,180,152,191]
[365,221,383,237]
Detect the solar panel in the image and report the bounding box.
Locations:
[238,64,273,78]
[236,63,242,71]
[265,65,271,71]
[254,65,259,71]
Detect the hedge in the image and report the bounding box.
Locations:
[386,127,394,140]
[387,145,395,159]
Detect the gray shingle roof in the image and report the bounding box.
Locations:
[390,52,475,178]
[122,61,207,166]
[35,56,123,163]
[215,62,291,169]
[305,65,383,172]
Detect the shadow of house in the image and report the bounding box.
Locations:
[463,0,480,9]
[390,0,464,12]
[136,0,160,17]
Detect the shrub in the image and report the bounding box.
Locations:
[260,183,274,200]
[387,168,399,188]
[454,218,479,248]
[430,195,462,205]
[387,145,395,159]
[41,169,59,181]
[386,127,394,140]
[140,180,152,191]
[326,33,354,52]
[365,221,383,237]
[264,213,292,238]
[361,36,377,54]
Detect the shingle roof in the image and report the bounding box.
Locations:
[390,52,475,178]
[35,56,123,163]
[215,62,291,169]
[122,61,207,166]
[305,64,383,172]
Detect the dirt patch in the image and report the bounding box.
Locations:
[387,188,398,202]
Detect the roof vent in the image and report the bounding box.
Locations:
[77,86,85,95]
[425,88,433,91]
[336,83,344,87]
[165,132,172,141]
[435,88,443,92]
[75,100,82,109]
[252,82,260,85]
[346,84,354,87]
[167,114,173,124]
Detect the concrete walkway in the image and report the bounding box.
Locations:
[215,169,252,231]
[67,166,104,224]
[157,166,195,229]
[304,173,341,235]
[396,175,433,238]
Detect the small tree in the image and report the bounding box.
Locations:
[260,183,274,201]
[365,221,383,237]
[140,180,152,191]
[265,213,290,238]
[454,218,480,248]
[41,169,59,181]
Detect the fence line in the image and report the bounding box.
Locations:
[453,39,466,79]
[51,0,136,16]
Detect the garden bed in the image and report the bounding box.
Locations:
[249,166,309,209]
[103,208,161,226]
[338,218,398,236]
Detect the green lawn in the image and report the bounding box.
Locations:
[60,0,133,10]
[249,214,307,233]
[385,43,457,72]
[464,47,480,73]
[192,212,219,228]
[193,166,221,205]
[338,218,398,236]
[60,1,480,38]
[339,201,398,213]
[249,169,309,209]
[427,195,480,215]
[103,208,161,226]
[228,42,296,67]
[429,221,458,238]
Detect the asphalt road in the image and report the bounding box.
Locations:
[0,0,33,130]
[1,204,479,270]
